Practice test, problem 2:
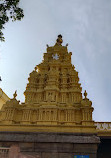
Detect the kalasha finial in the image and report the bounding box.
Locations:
[56,34,63,45]
[84,90,87,99]
[13,90,17,99]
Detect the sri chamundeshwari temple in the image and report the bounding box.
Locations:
[0,35,111,158]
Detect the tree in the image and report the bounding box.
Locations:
[0,0,24,41]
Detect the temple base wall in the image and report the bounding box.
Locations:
[0,132,100,158]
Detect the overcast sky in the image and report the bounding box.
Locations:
[0,0,111,121]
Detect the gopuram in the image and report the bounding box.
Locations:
[0,35,111,158]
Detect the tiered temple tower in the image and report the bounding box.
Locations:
[0,35,95,132]
[0,35,100,158]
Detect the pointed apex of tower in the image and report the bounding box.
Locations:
[56,34,63,45]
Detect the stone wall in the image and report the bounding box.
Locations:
[0,132,100,158]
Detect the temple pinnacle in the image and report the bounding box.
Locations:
[56,34,63,45]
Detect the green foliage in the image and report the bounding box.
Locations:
[0,0,24,41]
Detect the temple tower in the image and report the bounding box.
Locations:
[0,35,100,158]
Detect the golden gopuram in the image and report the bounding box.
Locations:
[0,35,110,158]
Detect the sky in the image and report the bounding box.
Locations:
[0,0,111,121]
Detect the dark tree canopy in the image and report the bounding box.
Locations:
[0,0,24,41]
